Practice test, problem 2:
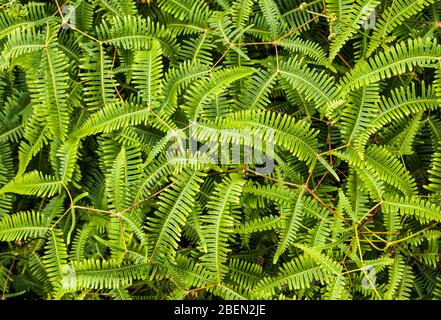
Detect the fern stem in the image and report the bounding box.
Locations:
[385,224,438,250]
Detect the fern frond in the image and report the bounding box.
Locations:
[211,283,248,300]
[135,155,173,202]
[0,2,51,39]
[324,275,350,300]
[242,183,297,205]
[274,190,304,263]
[395,265,415,300]
[201,174,246,283]
[279,38,335,70]
[69,225,92,262]
[365,145,417,196]
[294,243,343,276]
[209,12,251,60]
[328,0,379,62]
[97,15,177,58]
[356,82,437,155]
[160,61,210,116]
[96,0,137,18]
[17,113,50,176]
[228,258,263,289]
[383,204,401,242]
[235,214,282,234]
[0,0,440,301]
[325,0,354,25]
[278,57,339,108]
[177,32,215,65]
[436,62,441,105]
[0,171,62,198]
[147,170,205,262]
[232,0,254,29]
[340,38,441,92]
[240,68,278,110]
[105,147,129,212]
[198,110,318,163]
[0,143,13,217]
[258,0,285,40]
[383,196,441,223]
[183,66,255,121]
[384,253,406,300]
[71,0,94,32]
[426,142,441,193]
[193,109,338,179]
[340,83,380,146]
[335,150,384,200]
[70,259,152,289]
[387,112,422,156]
[366,0,435,56]
[74,101,152,137]
[346,170,370,222]
[132,41,163,108]
[252,256,327,299]
[0,211,49,241]
[29,45,70,141]
[79,41,116,108]
[308,216,332,248]
[0,26,45,68]
[157,0,210,23]
[43,229,68,288]
[54,138,80,183]
[168,254,216,289]
[112,288,132,300]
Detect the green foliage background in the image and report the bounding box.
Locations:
[0,0,441,300]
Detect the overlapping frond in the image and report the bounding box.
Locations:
[0,0,440,301]
[132,41,163,108]
[183,66,255,121]
[147,170,205,262]
[0,171,62,198]
[328,0,379,62]
[201,174,245,283]
[340,38,441,92]
[366,0,435,56]
[383,196,441,223]
[0,211,48,241]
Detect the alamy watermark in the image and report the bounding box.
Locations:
[361,265,377,289]
[361,6,377,30]
[61,264,76,290]
[61,5,76,29]
[166,125,275,175]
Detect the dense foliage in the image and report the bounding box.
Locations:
[0,0,441,300]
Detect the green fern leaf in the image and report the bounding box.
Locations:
[356,82,437,156]
[366,0,435,56]
[132,40,163,108]
[201,174,246,283]
[0,171,62,198]
[70,259,153,289]
[328,0,379,62]
[258,0,284,40]
[253,256,327,298]
[74,101,152,137]
[147,170,205,262]
[183,66,255,121]
[0,211,49,241]
[43,229,68,288]
[274,189,304,263]
[383,196,441,223]
[341,38,441,92]
[365,145,417,196]
[294,243,343,276]
[278,57,339,108]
